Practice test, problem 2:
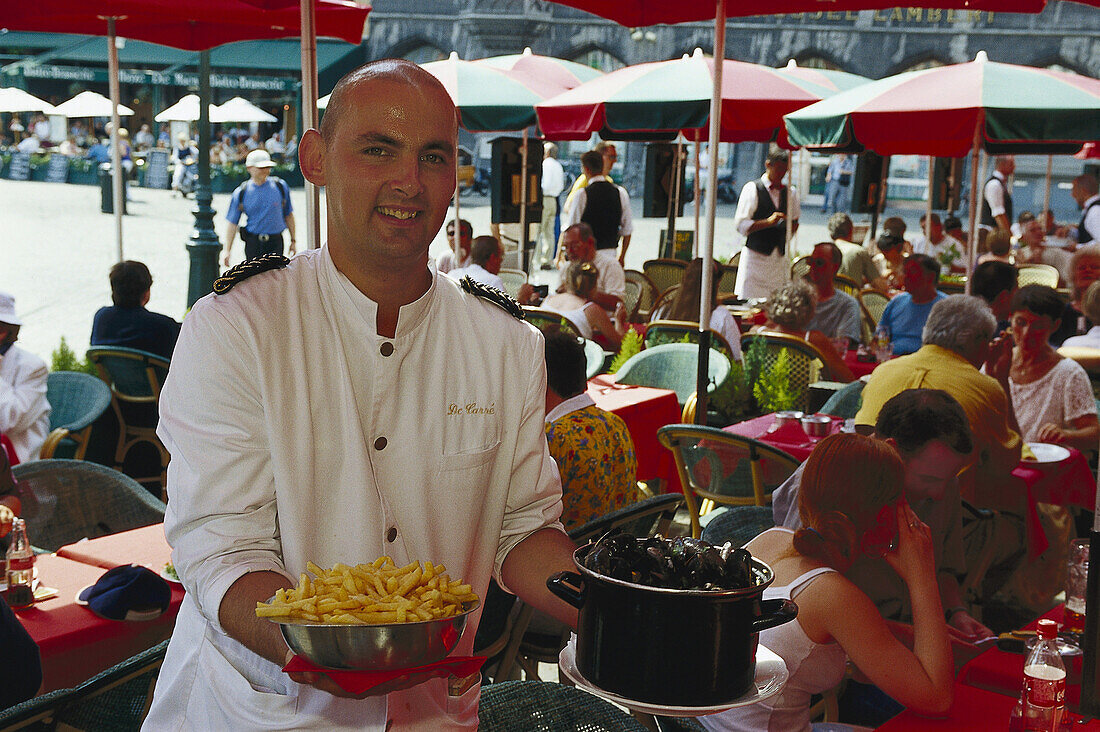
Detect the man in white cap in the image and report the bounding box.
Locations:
[0,293,50,462]
[223,149,297,266]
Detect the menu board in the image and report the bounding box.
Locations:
[45,155,69,183]
[7,152,30,181]
[143,149,170,190]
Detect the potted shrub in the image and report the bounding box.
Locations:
[68,157,99,185]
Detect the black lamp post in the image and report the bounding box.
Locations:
[186,50,220,308]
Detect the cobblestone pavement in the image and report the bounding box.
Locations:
[2,177,842,363]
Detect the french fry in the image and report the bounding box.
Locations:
[255,559,479,625]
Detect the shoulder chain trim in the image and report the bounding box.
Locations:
[213,253,290,295]
[459,276,524,320]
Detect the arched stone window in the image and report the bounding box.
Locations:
[399,43,446,65]
[570,48,624,73]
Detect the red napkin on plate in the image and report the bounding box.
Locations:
[282,655,486,695]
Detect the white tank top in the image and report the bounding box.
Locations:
[700,529,849,732]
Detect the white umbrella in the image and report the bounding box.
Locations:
[53,91,133,118]
[213,96,277,123]
[154,94,216,123]
[317,93,330,109]
[0,87,55,114]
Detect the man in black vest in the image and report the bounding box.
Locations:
[979,155,1014,250]
[1071,174,1100,245]
[563,150,633,267]
[733,149,800,299]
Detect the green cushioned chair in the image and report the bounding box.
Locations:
[615,343,731,406]
[41,371,112,460]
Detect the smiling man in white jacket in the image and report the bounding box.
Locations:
[142,60,578,731]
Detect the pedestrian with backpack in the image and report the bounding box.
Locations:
[223,149,297,265]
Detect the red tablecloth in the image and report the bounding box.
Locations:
[843,348,881,379]
[56,523,172,572]
[588,375,682,493]
[1017,448,1095,512]
[876,679,1100,730]
[724,413,845,462]
[959,605,1092,709]
[17,550,183,693]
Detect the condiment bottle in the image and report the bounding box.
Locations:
[4,518,34,609]
[1017,618,1066,731]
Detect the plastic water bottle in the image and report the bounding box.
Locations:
[4,518,34,609]
[1018,618,1067,731]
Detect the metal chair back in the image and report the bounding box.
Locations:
[657,424,799,537]
[479,680,650,731]
[621,279,642,322]
[642,258,687,295]
[701,505,776,547]
[647,284,680,323]
[582,338,607,378]
[42,372,112,460]
[645,320,738,364]
[11,459,166,552]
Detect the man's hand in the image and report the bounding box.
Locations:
[516,283,539,306]
[948,609,994,642]
[766,212,786,227]
[985,332,1013,383]
[0,504,13,538]
[223,252,232,267]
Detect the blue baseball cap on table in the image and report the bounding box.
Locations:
[76,565,171,621]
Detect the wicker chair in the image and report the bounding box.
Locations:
[716,264,739,297]
[658,424,799,538]
[624,270,659,322]
[498,268,528,301]
[0,640,168,731]
[701,505,776,547]
[11,459,166,552]
[645,320,738,362]
[859,290,889,328]
[522,307,581,338]
[648,284,680,322]
[740,332,826,412]
[478,680,650,731]
[615,343,731,406]
[819,380,866,419]
[833,274,860,298]
[642,258,688,295]
[621,279,642,322]
[85,347,171,493]
[1016,263,1060,288]
[40,372,112,460]
[790,254,811,282]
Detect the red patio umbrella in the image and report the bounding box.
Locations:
[0,1,369,259]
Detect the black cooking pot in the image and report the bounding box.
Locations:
[548,543,797,707]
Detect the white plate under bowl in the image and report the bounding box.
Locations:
[559,634,788,717]
[1024,442,1071,464]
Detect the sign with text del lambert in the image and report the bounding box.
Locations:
[7,153,30,181]
[45,154,70,183]
[143,149,170,190]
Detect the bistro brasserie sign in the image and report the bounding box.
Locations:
[17,65,296,92]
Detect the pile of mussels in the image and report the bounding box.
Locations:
[582,530,762,591]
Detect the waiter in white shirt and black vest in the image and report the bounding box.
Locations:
[979,155,1014,248]
[733,149,800,300]
[1071,174,1100,246]
[564,150,634,267]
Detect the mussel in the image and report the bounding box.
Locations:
[582,530,758,591]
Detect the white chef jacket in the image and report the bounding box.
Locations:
[143,247,565,731]
[0,344,50,462]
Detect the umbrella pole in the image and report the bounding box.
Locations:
[926,155,934,241]
[107,20,124,261]
[453,163,460,241]
[696,0,725,425]
[1043,155,1053,222]
[520,128,530,273]
[785,156,793,258]
[666,139,682,257]
[965,117,982,295]
[693,131,701,257]
[300,0,321,250]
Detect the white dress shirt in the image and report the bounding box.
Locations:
[542,157,565,198]
[733,174,801,238]
[0,344,50,462]
[143,247,564,731]
[983,170,1009,222]
[447,263,505,291]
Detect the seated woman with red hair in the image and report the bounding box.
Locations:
[701,434,953,731]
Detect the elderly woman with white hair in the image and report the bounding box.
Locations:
[750,281,855,382]
[1052,244,1100,345]
[1062,280,1100,349]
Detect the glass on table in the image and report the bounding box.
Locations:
[830,332,850,357]
[1065,538,1089,636]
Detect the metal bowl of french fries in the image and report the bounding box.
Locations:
[257,558,481,671]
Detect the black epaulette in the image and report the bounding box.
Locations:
[213,254,290,295]
[460,276,524,320]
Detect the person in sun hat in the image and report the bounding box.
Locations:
[0,292,49,463]
[222,148,297,265]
